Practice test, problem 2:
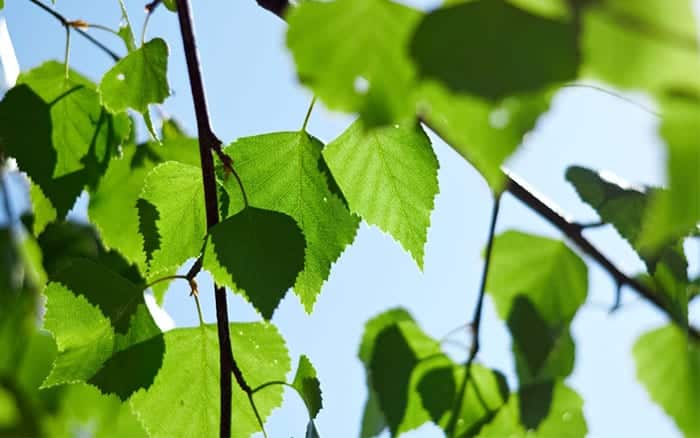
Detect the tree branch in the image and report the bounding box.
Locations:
[174,0,251,435]
[249,0,700,339]
[28,0,121,62]
[256,0,289,19]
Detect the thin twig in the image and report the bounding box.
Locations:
[301,96,317,131]
[174,0,251,436]
[28,0,121,61]
[445,194,501,437]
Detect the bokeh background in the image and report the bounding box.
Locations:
[1,1,698,436]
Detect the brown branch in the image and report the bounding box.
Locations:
[251,0,700,341]
[28,0,121,61]
[174,0,252,436]
[256,0,289,19]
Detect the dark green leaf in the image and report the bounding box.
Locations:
[220,132,358,312]
[203,207,306,319]
[410,0,579,100]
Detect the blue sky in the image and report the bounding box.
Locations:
[2,1,698,437]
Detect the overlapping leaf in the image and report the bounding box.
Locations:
[130,322,290,438]
[88,138,199,273]
[203,207,306,319]
[220,132,359,311]
[292,355,323,419]
[566,166,690,324]
[477,381,587,438]
[359,309,508,437]
[487,231,587,384]
[323,120,439,267]
[634,325,700,438]
[418,81,549,189]
[0,63,129,228]
[640,96,700,251]
[287,0,421,124]
[410,0,579,100]
[581,0,700,95]
[139,161,207,276]
[41,258,162,395]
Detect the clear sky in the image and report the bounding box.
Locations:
[2,1,698,437]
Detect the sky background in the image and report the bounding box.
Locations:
[1,1,699,437]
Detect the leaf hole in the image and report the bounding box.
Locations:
[489,107,510,129]
[353,76,369,94]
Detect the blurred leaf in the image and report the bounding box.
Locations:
[287,0,420,124]
[641,96,700,249]
[220,132,358,312]
[634,325,700,437]
[203,207,306,319]
[419,81,549,190]
[582,0,700,95]
[410,0,578,100]
[566,166,689,325]
[487,231,587,383]
[477,381,587,437]
[323,120,438,267]
[130,322,290,438]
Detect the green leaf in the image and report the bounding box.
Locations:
[416,361,508,437]
[566,166,649,253]
[41,259,161,394]
[641,96,700,249]
[99,38,170,114]
[15,62,128,178]
[0,63,129,222]
[287,0,421,124]
[203,207,306,319]
[292,355,323,419]
[323,120,438,267]
[140,161,206,275]
[44,383,147,438]
[162,0,177,11]
[220,132,359,312]
[581,0,700,95]
[418,81,549,190]
[130,322,290,438]
[410,0,578,100]
[477,381,587,437]
[28,180,57,236]
[487,231,587,383]
[566,166,689,324]
[359,309,508,436]
[88,139,200,273]
[487,231,588,325]
[634,325,700,438]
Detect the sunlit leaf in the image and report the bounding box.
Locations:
[220,132,359,312]
[323,120,438,267]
